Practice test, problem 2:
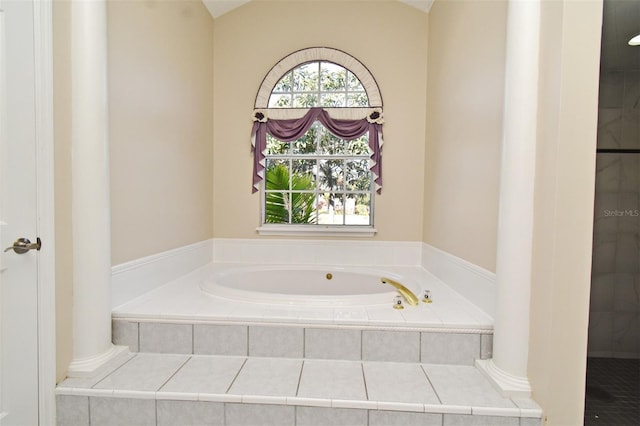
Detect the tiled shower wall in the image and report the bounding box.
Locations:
[589,69,640,358]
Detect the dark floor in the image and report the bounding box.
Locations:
[584,357,640,426]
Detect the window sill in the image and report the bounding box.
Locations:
[256,225,377,238]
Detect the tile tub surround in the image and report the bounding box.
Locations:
[112,321,492,366]
[56,353,543,426]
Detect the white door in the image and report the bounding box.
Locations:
[0,0,41,424]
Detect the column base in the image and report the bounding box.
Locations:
[476,359,532,398]
[67,344,129,378]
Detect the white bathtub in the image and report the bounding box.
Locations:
[199,265,420,307]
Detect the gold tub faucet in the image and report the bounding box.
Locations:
[381,277,419,306]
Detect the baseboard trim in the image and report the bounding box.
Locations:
[111,239,213,308]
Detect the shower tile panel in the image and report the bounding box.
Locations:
[304,328,361,360]
[156,400,224,426]
[423,364,516,409]
[193,324,248,356]
[228,357,302,397]
[421,333,480,365]
[248,326,303,358]
[297,359,367,400]
[93,353,188,392]
[139,322,193,354]
[363,361,440,404]
[362,330,420,362]
[89,397,156,426]
[160,355,245,394]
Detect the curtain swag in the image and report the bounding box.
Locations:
[250,107,384,194]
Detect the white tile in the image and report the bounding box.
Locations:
[297,360,367,400]
[112,390,156,399]
[157,400,224,426]
[93,353,189,392]
[286,396,332,408]
[248,326,303,358]
[225,403,295,426]
[331,399,377,409]
[198,393,242,403]
[139,322,193,354]
[369,410,443,426]
[305,328,361,360]
[471,406,521,417]
[295,406,368,426]
[443,414,519,426]
[376,401,425,412]
[229,357,302,396]
[56,395,90,426]
[364,362,440,404]
[112,320,139,352]
[58,353,136,390]
[160,355,245,394]
[155,391,198,401]
[423,365,515,409]
[89,397,156,426]
[362,330,420,362]
[193,324,248,356]
[241,394,288,405]
[421,332,480,365]
[424,404,471,415]
[480,334,493,359]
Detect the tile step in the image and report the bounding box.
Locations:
[113,319,493,365]
[56,353,543,426]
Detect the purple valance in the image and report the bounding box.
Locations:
[251,107,383,194]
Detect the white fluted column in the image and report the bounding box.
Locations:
[476,0,540,397]
[67,0,127,377]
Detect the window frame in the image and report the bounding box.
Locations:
[254,48,382,237]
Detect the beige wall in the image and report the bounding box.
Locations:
[424,0,507,272]
[109,0,214,265]
[212,0,428,240]
[53,0,73,385]
[529,1,602,424]
[53,0,214,381]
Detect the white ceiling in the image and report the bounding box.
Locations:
[202,0,433,19]
[600,0,640,71]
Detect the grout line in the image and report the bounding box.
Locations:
[136,322,140,353]
[295,360,305,396]
[361,362,369,400]
[91,353,137,389]
[420,364,443,404]
[246,326,250,356]
[360,329,364,361]
[226,358,248,394]
[191,324,195,354]
[157,355,192,392]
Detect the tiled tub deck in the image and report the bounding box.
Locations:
[57,264,543,425]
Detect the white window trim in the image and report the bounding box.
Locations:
[255,47,382,109]
[256,48,382,236]
[256,224,377,237]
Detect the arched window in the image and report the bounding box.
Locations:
[251,48,383,235]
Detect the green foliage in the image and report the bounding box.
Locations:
[265,164,316,224]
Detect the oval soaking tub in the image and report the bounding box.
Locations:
[199,265,418,307]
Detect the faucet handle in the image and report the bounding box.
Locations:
[393,295,404,310]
